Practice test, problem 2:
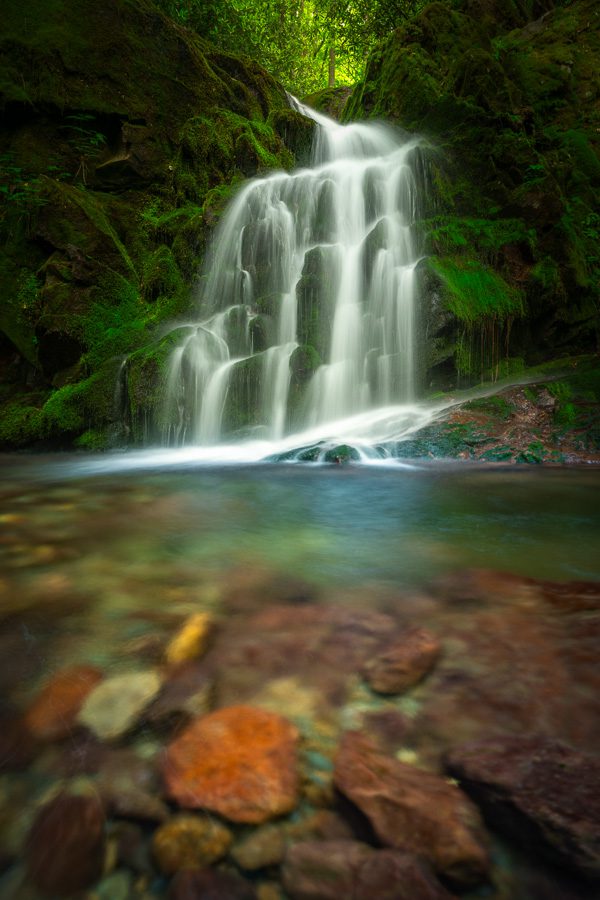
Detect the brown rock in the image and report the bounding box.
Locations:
[363,627,441,694]
[0,709,38,771]
[25,664,103,741]
[334,731,489,886]
[281,840,453,899]
[97,747,168,823]
[145,663,214,731]
[231,824,287,870]
[205,604,399,711]
[163,705,300,823]
[25,788,105,894]
[168,868,257,900]
[282,839,372,899]
[446,735,600,881]
[152,814,232,873]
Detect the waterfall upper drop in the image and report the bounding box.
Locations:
[164,100,425,447]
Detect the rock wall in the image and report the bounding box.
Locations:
[345,0,600,388]
[0,0,312,448]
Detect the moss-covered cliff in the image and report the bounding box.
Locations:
[345,0,600,387]
[0,0,312,448]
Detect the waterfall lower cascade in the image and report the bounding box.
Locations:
[163,100,427,458]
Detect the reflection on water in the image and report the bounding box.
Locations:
[0,456,599,898]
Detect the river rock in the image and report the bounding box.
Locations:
[334,731,489,886]
[0,709,38,772]
[165,612,214,666]
[363,627,441,694]
[205,604,399,711]
[25,664,104,741]
[152,814,232,873]
[25,788,105,894]
[231,823,287,870]
[281,839,453,899]
[163,705,300,823]
[168,868,257,900]
[97,747,168,822]
[77,669,162,740]
[144,663,214,730]
[445,735,600,881]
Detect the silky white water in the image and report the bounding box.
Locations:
[163,100,427,457]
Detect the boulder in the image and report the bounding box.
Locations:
[25,788,105,894]
[163,705,300,823]
[281,839,453,899]
[334,731,489,886]
[446,735,600,881]
[363,627,441,694]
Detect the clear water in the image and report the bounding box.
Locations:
[1,458,599,898]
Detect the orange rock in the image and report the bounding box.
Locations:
[25,665,103,741]
[163,705,300,823]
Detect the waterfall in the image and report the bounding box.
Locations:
[163,99,425,452]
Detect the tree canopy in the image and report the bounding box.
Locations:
[157,0,424,96]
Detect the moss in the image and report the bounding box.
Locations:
[428,257,524,323]
[0,400,46,448]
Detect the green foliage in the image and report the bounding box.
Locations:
[156,0,425,95]
[426,216,535,257]
[0,152,49,233]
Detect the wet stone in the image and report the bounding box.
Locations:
[231,823,287,871]
[165,612,214,667]
[168,868,257,900]
[0,711,38,772]
[152,814,232,874]
[25,664,104,742]
[97,748,168,823]
[77,669,162,740]
[163,705,300,824]
[206,604,400,712]
[446,735,600,882]
[281,840,453,900]
[334,731,490,887]
[25,788,106,895]
[363,627,441,694]
[144,663,214,731]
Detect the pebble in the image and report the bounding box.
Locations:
[152,814,232,873]
[77,670,162,740]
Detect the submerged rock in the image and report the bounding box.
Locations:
[363,627,441,694]
[446,735,600,881]
[231,823,287,871]
[163,705,300,823]
[281,839,453,899]
[165,613,214,667]
[334,731,489,886]
[152,814,232,874]
[25,663,104,741]
[168,868,257,899]
[25,788,105,895]
[77,669,162,740]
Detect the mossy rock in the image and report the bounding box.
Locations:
[0,0,305,448]
[346,0,600,379]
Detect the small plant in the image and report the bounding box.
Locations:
[59,113,107,184]
[0,152,48,234]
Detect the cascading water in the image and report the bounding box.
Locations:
[163,100,429,458]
